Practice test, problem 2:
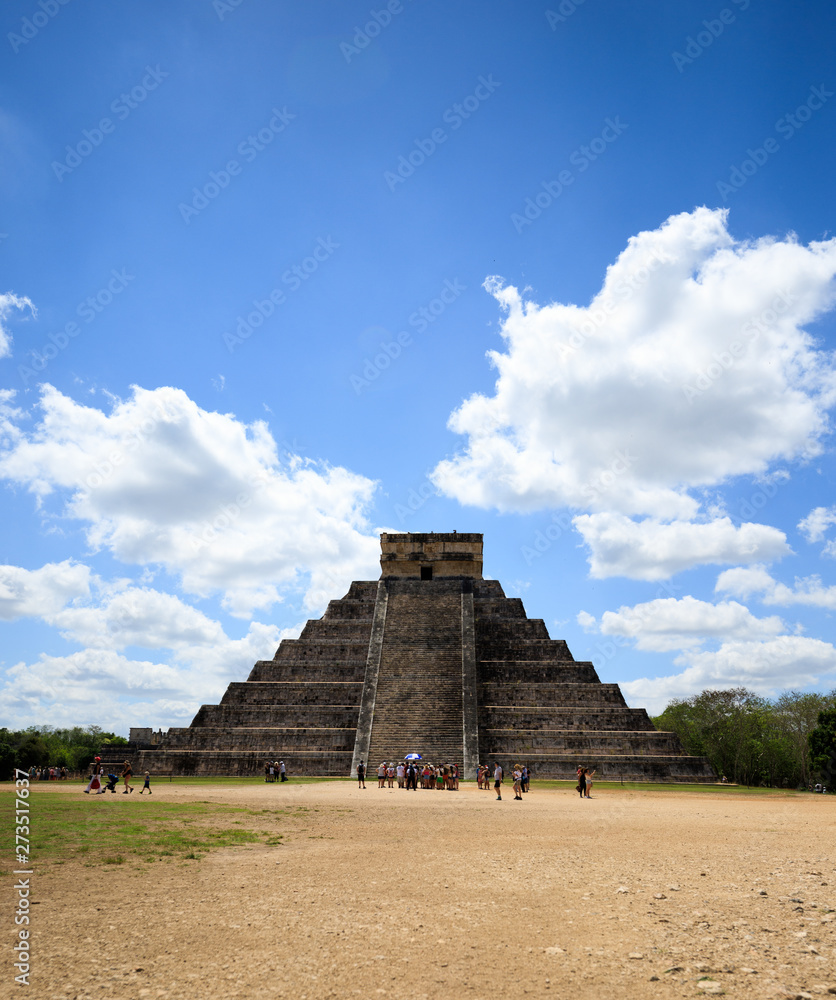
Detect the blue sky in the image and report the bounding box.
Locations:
[2,0,836,732]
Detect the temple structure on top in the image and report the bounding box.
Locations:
[130,532,715,782]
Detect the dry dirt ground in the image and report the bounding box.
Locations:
[10,780,836,1000]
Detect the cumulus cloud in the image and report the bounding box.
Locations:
[716,565,836,609]
[429,207,836,579]
[48,587,227,650]
[589,595,785,652]
[432,206,836,526]
[0,292,36,358]
[799,505,836,543]
[623,636,836,716]
[0,560,91,620]
[0,617,295,731]
[572,512,790,580]
[0,384,381,615]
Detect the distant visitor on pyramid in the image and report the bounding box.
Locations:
[130,533,715,782]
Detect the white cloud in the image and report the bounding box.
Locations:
[716,565,836,610]
[593,595,785,652]
[0,559,91,620]
[0,618,296,731]
[0,384,381,615]
[624,636,836,716]
[48,587,227,650]
[0,292,36,358]
[573,512,790,580]
[432,208,836,521]
[798,505,836,543]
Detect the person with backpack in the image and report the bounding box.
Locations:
[356,760,366,788]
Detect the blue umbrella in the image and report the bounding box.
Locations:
[404,753,422,760]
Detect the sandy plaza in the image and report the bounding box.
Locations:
[10,778,836,1000]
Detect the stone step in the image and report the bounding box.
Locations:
[482,729,684,753]
[245,663,365,683]
[475,619,550,640]
[191,705,361,727]
[478,661,600,683]
[300,620,374,641]
[367,582,465,767]
[476,639,574,661]
[473,597,526,618]
[478,682,627,707]
[221,681,363,706]
[479,706,654,730]
[163,726,356,751]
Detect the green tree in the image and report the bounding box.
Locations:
[809,707,836,789]
[774,691,835,786]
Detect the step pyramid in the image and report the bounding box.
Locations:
[131,533,715,782]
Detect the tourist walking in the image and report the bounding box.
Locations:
[494,762,503,800]
[121,759,134,794]
[140,771,152,794]
[83,764,103,795]
[357,760,366,788]
[513,766,523,800]
[584,768,595,798]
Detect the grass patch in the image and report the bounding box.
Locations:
[0,790,292,866]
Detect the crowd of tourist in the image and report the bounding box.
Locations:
[353,759,535,798]
[28,765,70,780]
[264,760,288,782]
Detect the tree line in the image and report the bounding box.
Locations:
[0,726,128,777]
[652,688,836,788]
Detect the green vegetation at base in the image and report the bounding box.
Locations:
[652,687,836,788]
[0,725,128,776]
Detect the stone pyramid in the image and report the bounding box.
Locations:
[131,533,715,782]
